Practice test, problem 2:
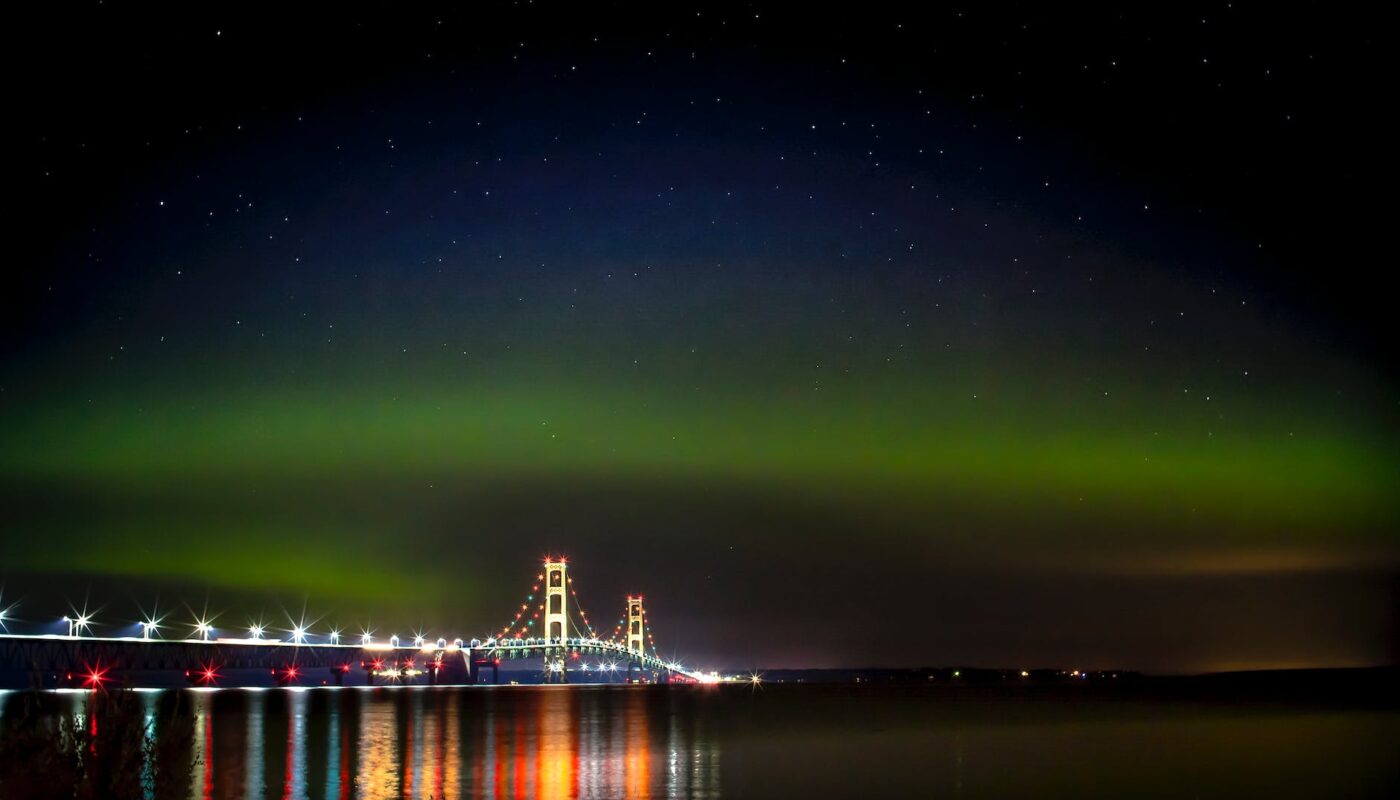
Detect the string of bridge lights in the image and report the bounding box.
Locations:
[567,576,600,639]
[495,574,545,641]
[0,566,672,666]
[0,603,467,651]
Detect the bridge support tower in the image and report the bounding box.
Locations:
[626,595,644,655]
[544,559,569,644]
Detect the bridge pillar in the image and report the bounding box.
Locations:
[545,654,569,684]
[544,558,569,645]
[626,595,644,655]
[471,656,499,684]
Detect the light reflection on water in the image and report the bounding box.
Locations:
[2,684,1397,799]
[163,685,708,800]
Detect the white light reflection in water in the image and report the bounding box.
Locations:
[284,690,307,800]
[244,691,264,799]
[323,696,340,800]
[667,710,682,799]
[579,690,605,796]
[188,691,212,800]
[140,691,158,800]
[481,693,496,795]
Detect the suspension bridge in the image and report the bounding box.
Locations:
[0,557,718,689]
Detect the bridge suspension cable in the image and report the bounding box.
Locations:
[565,575,600,640]
[493,572,546,641]
[643,608,663,660]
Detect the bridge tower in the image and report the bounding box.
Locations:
[544,558,569,644]
[626,595,644,655]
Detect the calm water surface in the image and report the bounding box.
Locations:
[1,683,1396,799]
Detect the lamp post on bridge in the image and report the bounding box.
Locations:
[63,614,91,638]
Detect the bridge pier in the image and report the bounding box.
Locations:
[544,653,569,684]
[469,654,499,685]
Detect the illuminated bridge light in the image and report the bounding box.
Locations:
[83,663,109,689]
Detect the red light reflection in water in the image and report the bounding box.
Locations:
[338,704,353,800]
[282,707,295,800]
[198,704,214,800]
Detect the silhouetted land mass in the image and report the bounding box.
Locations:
[749,666,1399,707]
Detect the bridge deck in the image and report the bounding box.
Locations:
[0,634,706,687]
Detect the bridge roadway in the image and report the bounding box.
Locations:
[0,633,707,689]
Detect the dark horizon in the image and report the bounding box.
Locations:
[2,2,1396,674]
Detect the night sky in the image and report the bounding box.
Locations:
[2,3,1395,672]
